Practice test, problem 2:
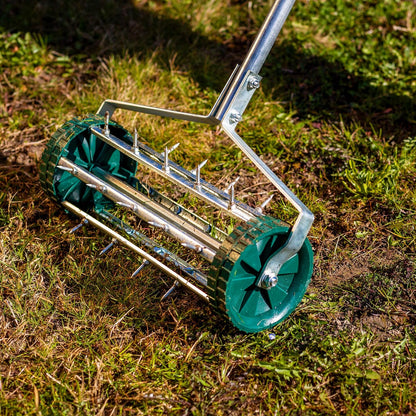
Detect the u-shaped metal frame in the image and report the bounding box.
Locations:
[96,0,314,282]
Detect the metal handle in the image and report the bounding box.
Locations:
[95,0,313,276]
[212,0,296,121]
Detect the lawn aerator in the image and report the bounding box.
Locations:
[40,0,314,333]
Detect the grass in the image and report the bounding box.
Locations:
[1,0,415,414]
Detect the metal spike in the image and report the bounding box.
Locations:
[228,184,235,210]
[149,221,169,231]
[168,143,180,153]
[225,176,240,192]
[163,146,170,173]
[161,281,180,301]
[225,177,240,210]
[193,159,208,191]
[195,164,201,191]
[191,159,208,175]
[57,165,78,175]
[116,201,136,210]
[198,159,208,170]
[57,165,74,172]
[69,218,88,234]
[181,242,203,253]
[257,194,274,214]
[99,238,117,256]
[104,111,110,136]
[131,259,150,278]
[163,143,180,173]
[132,129,140,155]
[87,183,107,193]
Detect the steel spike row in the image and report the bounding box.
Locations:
[39,0,314,333]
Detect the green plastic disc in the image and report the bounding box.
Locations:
[208,216,313,333]
[40,114,137,211]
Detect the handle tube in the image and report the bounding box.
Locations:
[241,0,296,74]
[211,0,296,121]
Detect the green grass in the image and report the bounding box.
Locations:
[1,0,415,414]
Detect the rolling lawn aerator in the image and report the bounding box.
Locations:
[40,0,314,333]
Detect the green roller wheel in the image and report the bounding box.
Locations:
[40,114,137,211]
[208,216,313,333]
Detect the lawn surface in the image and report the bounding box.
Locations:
[0,0,415,414]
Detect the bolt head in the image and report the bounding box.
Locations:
[248,77,260,90]
[261,273,278,289]
[267,275,278,288]
[229,111,243,124]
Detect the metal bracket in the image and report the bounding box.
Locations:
[219,70,314,281]
[94,0,313,282]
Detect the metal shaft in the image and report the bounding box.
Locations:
[240,0,296,74]
[90,126,257,222]
[59,157,218,261]
[212,0,296,120]
[62,201,210,301]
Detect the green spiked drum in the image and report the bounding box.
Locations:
[40,0,314,333]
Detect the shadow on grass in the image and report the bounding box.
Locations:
[2,1,415,330]
[263,41,416,141]
[2,0,415,140]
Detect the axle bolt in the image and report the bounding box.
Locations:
[260,274,278,290]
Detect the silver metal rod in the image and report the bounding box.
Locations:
[97,99,220,123]
[212,0,296,121]
[62,201,210,301]
[240,0,296,74]
[95,167,222,253]
[99,210,208,286]
[90,127,257,222]
[58,158,219,261]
